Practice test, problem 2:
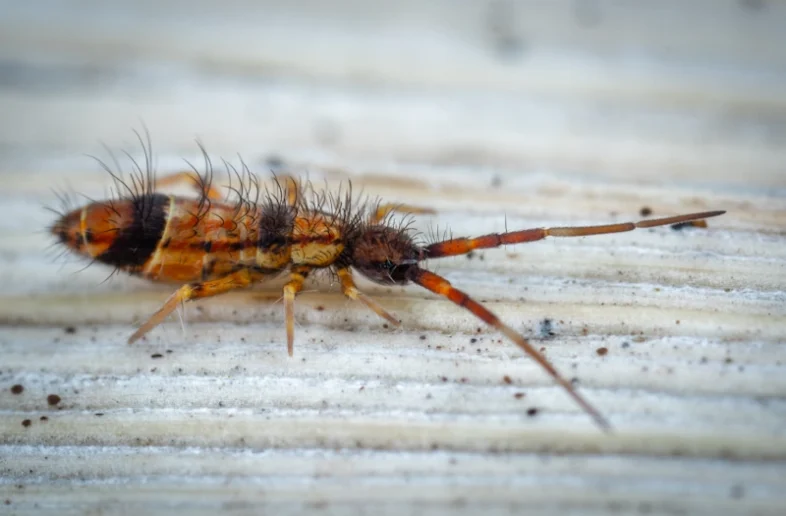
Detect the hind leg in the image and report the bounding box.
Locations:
[155,171,222,200]
[127,269,256,344]
[371,203,435,224]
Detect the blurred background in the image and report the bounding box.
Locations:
[1,0,785,191]
[2,2,786,515]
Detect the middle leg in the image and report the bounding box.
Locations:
[128,268,257,344]
[282,265,312,356]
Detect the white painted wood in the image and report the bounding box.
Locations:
[0,1,784,514]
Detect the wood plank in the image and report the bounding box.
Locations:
[1,2,785,515]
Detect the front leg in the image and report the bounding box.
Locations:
[336,267,400,327]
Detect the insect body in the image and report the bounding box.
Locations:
[50,142,725,432]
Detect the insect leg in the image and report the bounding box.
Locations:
[371,203,436,224]
[127,269,255,344]
[282,266,312,357]
[425,210,725,258]
[155,171,222,200]
[278,175,299,207]
[336,267,401,327]
[409,267,611,432]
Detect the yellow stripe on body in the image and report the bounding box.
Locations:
[143,195,176,279]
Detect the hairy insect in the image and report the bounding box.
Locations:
[49,134,725,432]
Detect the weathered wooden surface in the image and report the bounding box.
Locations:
[1,1,785,515]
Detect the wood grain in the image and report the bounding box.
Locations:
[1,1,785,515]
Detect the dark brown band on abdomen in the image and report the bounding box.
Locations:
[98,193,169,268]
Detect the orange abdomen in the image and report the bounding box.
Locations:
[51,194,352,285]
[52,194,262,283]
[144,198,261,282]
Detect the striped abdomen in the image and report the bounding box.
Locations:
[52,194,262,283]
[52,193,348,283]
